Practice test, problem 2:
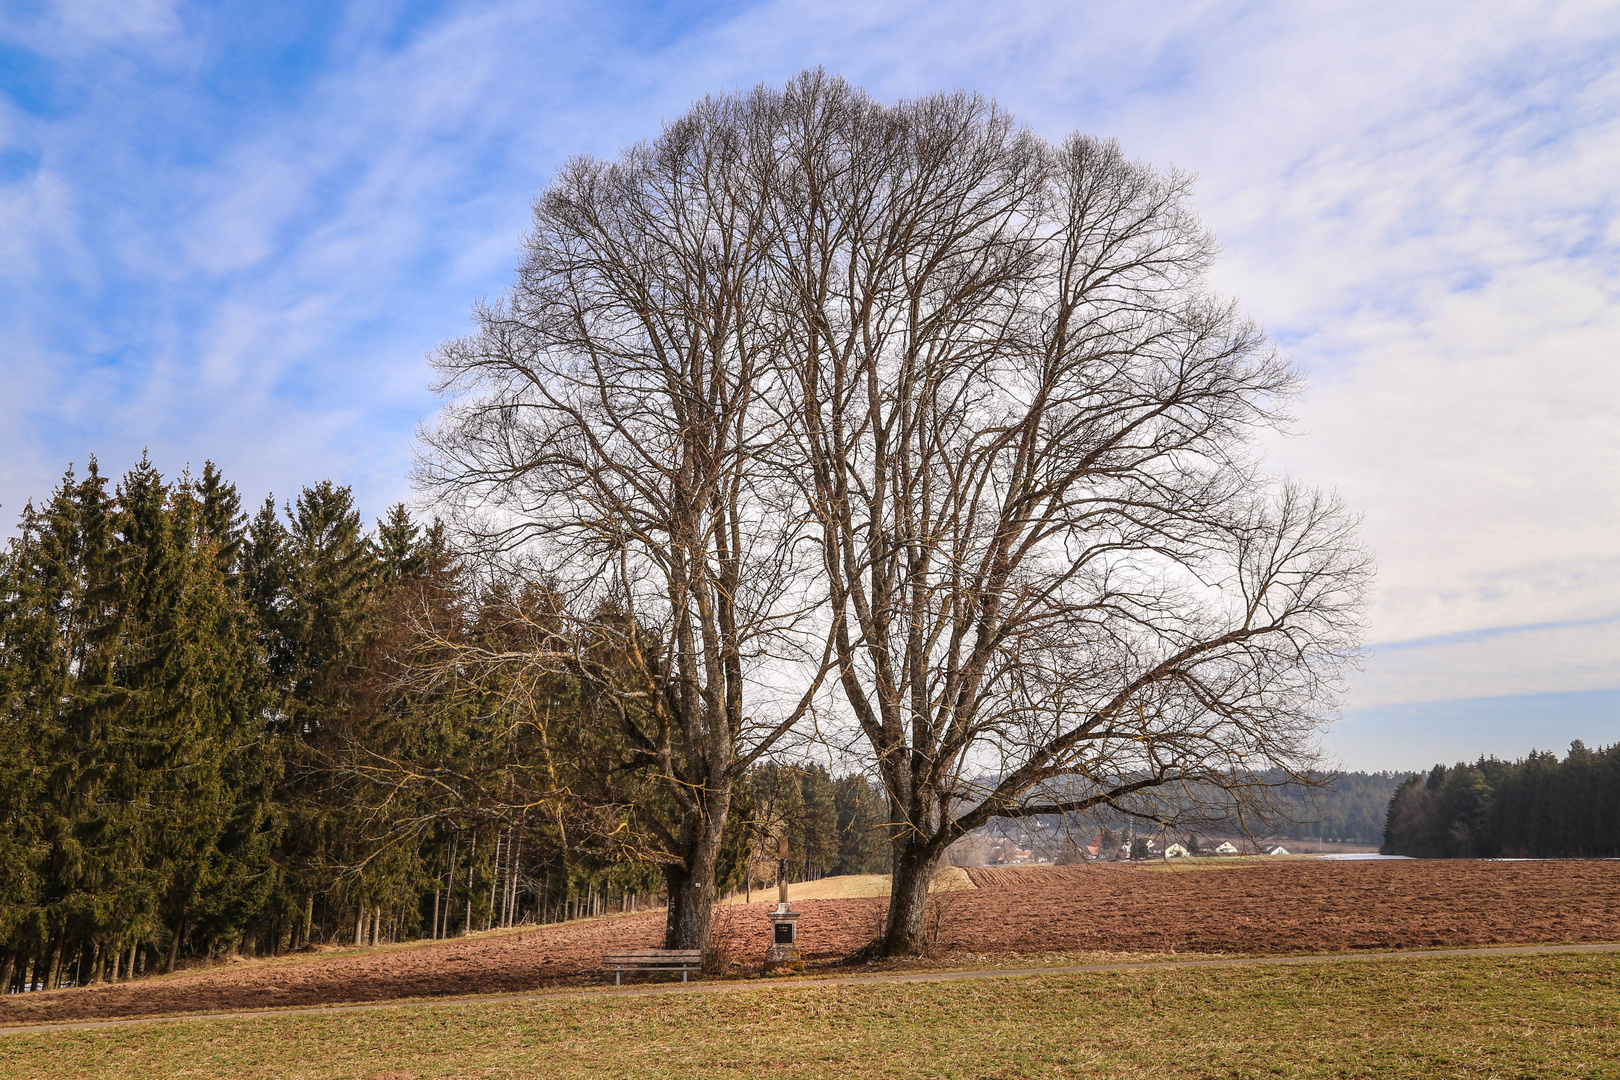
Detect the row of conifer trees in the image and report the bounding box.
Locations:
[1381,741,1620,857]
[0,457,888,993]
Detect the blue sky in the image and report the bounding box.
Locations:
[2,0,1618,772]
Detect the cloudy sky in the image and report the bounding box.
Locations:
[2,0,1616,771]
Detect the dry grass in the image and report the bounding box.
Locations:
[4,953,1616,1079]
[720,866,975,904]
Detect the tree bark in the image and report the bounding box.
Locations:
[663,789,731,950]
[463,833,476,935]
[165,913,186,973]
[883,839,945,956]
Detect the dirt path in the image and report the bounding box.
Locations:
[3,859,1615,1028]
[4,940,1617,1037]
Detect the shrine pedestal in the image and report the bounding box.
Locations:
[763,903,803,975]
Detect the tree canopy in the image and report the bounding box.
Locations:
[419,70,1371,953]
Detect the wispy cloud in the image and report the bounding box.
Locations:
[0,1,1616,756]
[1355,616,1620,708]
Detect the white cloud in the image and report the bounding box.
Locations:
[1352,618,1620,709]
[0,0,184,57]
[0,0,1616,726]
[684,0,1620,703]
[51,0,181,43]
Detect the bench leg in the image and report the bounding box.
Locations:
[682,967,688,983]
[615,968,621,987]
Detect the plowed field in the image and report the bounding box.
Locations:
[4,859,1616,1026]
[951,859,1620,953]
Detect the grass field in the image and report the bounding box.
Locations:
[2,953,1615,1079]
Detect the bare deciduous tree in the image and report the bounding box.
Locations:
[422,70,1369,959]
[767,73,1370,954]
[417,94,833,950]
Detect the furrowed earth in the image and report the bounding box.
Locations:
[3,859,1617,1026]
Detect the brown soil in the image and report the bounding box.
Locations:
[4,859,1617,1026]
[952,859,1620,954]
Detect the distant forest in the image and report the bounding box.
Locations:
[1381,742,1620,857]
[0,458,886,994]
[1269,771,1405,845]
[1002,771,1405,850]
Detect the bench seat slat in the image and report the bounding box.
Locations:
[602,948,703,985]
[603,951,702,961]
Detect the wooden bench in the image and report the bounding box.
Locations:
[602,949,703,986]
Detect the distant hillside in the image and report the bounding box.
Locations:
[961,770,1409,852]
[1269,771,1408,845]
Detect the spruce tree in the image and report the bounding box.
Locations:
[0,519,45,988]
[375,504,425,583]
[832,774,890,875]
[799,766,839,880]
[275,482,379,942]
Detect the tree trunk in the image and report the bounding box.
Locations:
[165,913,186,973]
[0,950,14,995]
[463,834,476,935]
[303,894,315,947]
[504,834,520,928]
[45,935,63,990]
[663,791,731,950]
[882,838,945,956]
[431,888,440,940]
[489,831,503,930]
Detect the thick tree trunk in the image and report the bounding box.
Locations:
[0,950,14,995]
[882,838,945,956]
[663,790,732,950]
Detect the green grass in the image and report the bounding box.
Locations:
[3,954,1617,1079]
